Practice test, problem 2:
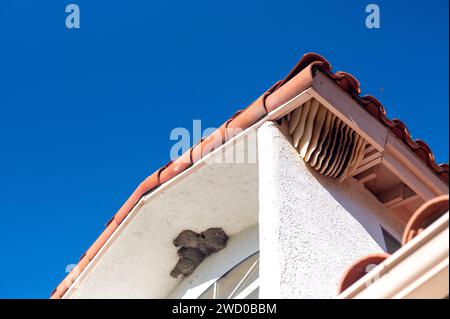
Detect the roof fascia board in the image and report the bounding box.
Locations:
[310,71,448,201]
[383,136,448,200]
[393,257,448,299]
[309,71,388,152]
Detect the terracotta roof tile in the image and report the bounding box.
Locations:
[51,52,449,298]
[85,219,118,261]
[338,253,391,294]
[402,195,449,245]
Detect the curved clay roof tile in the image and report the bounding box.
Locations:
[333,71,361,95]
[278,52,332,89]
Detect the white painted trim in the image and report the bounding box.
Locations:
[233,279,259,299]
[227,259,259,299]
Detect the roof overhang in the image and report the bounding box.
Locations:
[53,53,449,298]
[63,130,259,298]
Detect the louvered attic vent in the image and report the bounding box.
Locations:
[286,99,367,182]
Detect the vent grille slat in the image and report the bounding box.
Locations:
[286,99,367,182]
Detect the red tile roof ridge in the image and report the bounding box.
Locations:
[50,52,449,298]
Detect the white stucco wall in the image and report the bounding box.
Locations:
[258,122,390,299]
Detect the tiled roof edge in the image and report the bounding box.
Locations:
[50,52,449,299]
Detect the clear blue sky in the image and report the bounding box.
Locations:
[0,0,448,298]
